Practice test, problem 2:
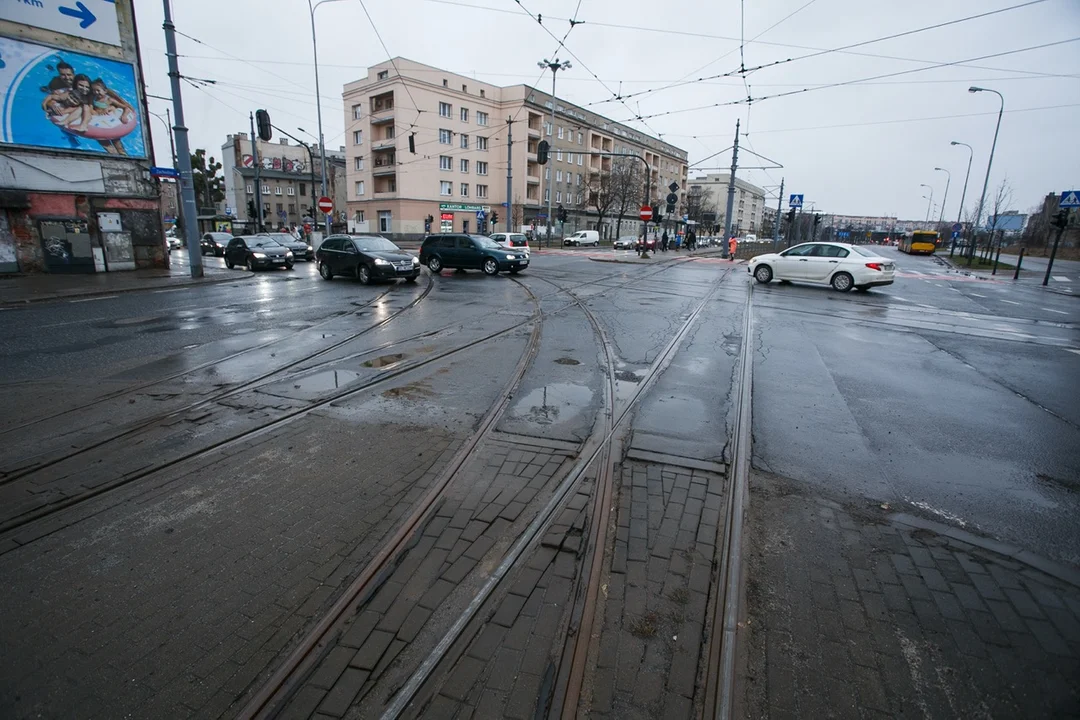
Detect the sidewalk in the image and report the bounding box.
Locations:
[589,247,733,265]
[934,253,1077,294]
[0,265,249,306]
[742,470,1080,719]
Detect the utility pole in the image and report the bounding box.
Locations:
[249,112,264,233]
[723,119,740,242]
[506,118,514,234]
[162,0,203,278]
[773,177,784,251]
[539,59,571,248]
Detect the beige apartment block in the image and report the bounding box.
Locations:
[689,173,767,235]
[342,58,688,239]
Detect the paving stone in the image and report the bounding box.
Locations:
[396,605,432,644]
[419,579,456,611]
[1004,587,1047,620]
[350,629,395,671]
[309,646,355,690]
[318,667,369,718]
[504,672,541,720]
[491,593,528,628]
[467,625,506,662]
[441,656,485,702]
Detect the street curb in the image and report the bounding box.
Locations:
[587,251,739,266]
[0,270,255,307]
[890,512,1080,588]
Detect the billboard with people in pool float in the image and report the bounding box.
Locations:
[0,37,146,157]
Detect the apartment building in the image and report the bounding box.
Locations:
[221,134,347,229]
[342,58,688,238]
[688,174,766,235]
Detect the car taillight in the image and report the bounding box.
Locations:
[865,263,883,271]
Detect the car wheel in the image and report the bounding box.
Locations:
[831,272,854,292]
[482,258,499,276]
[427,256,442,273]
[225,258,234,269]
[285,262,294,270]
[357,264,371,285]
[754,265,773,284]
[319,262,333,280]
[246,257,255,272]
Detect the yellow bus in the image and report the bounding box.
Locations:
[899,230,939,254]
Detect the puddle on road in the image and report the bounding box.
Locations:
[383,381,436,400]
[615,370,640,383]
[510,383,594,425]
[289,369,363,392]
[363,353,406,368]
[555,357,581,365]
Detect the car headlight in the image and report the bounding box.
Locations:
[412,256,420,264]
[286,251,294,258]
[306,245,313,251]
[505,254,515,260]
[374,258,391,266]
[252,252,267,259]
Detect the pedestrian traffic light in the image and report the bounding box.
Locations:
[255,109,272,142]
[537,140,549,165]
[491,210,498,226]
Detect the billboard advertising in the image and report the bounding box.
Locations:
[0,36,146,157]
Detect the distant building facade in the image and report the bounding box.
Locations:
[688,174,765,235]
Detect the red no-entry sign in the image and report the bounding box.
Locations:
[317,196,334,214]
[639,205,653,221]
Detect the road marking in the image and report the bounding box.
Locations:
[1000,299,1021,305]
[68,295,119,303]
[152,288,188,294]
[893,296,909,302]
[1053,276,1071,282]
[969,292,986,297]
[1042,308,1069,315]
[1067,349,1080,356]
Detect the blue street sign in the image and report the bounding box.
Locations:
[952,231,959,239]
[151,166,179,179]
[789,194,804,208]
[952,222,962,232]
[476,210,486,220]
[1059,191,1080,209]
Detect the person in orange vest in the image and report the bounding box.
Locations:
[728,236,738,261]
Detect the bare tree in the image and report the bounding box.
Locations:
[585,169,618,239]
[512,194,525,231]
[984,177,1014,253]
[685,185,717,226]
[610,158,643,238]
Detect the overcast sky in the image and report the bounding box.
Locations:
[136,0,1079,221]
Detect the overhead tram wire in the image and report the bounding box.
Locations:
[584,0,1061,109]
[353,0,424,134]
[621,36,1080,122]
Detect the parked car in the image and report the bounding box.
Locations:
[420,234,529,276]
[747,242,895,292]
[316,234,420,284]
[613,236,637,250]
[259,232,314,261]
[564,230,600,247]
[635,236,658,253]
[167,235,183,250]
[224,235,294,271]
[200,232,232,256]
[489,232,530,255]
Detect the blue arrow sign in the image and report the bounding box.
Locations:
[1059,190,1080,209]
[789,194,804,208]
[58,1,96,29]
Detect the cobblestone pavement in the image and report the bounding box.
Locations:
[742,470,1080,719]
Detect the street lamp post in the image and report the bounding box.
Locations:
[538,58,571,248]
[308,0,346,239]
[950,141,974,257]
[149,109,177,167]
[919,183,934,223]
[967,86,1004,266]
[933,167,950,225]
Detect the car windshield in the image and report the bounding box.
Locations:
[248,238,284,250]
[261,233,297,244]
[471,236,501,249]
[352,237,401,253]
[849,245,880,257]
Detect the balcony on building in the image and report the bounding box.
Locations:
[373,176,397,197]
[370,91,394,125]
[372,154,397,176]
[527,114,542,137]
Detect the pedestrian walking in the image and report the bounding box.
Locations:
[675,233,682,250]
[728,235,738,261]
[661,230,669,252]
[687,228,696,251]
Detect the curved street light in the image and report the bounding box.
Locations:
[950,141,974,256]
[967,86,1004,265]
[919,183,934,223]
[537,59,571,248]
[933,167,951,224]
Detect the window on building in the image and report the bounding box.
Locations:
[578,154,583,166]
[556,150,563,162]
[287,187,295,196]
[442,79,448,87]
[354,210,365,222]
[557,126,564,140]
[439,128,452,144]
[274,187,282,195]
[460,107,469,123]
[440,181,452,196]
[578,132,583,145]
[480,89,486,98]
[460,183,469,197]
[352,104,363,120]
[477,184,488,198]
[462,84,467,93]
[246,184,253,194]
[385,126,395,139]
[544,188,550,202]
[276,203,284,213]
[262,185,270,195]
[460,134,469,149]
[556,170,563,183]
[477,136,488,151]
[300,182,306,195]
[288,203,296,213]
[263,202,271,213]
[355,156,364,171]
[576,173,582,186]
[477,161,488,176]
[353,130,363,145]
[440,155,452,170]
[545,122,552,136]
[477,111,488,126]
[439,102,452,118]
[460,158,469,173]
[356,180,365,196]
[377,70,389,80]
[379,210,391,232]
[556,191,562,204]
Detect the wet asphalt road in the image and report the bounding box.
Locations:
[0,243,1078,718]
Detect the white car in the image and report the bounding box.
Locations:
[747,242,895,292]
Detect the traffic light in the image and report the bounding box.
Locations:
[652,205,660,222]
[1052,208,1069,229]
[255,109,272,142]
[408,133,416,154]
[537,140,549,165]
[666,203,675,215]
[787,208,796,225]
[813,214,821,227]
[491,210,498,227]
[557,204,567,223]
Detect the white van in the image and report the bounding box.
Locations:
[564,230,600,247]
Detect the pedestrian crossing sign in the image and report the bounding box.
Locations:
[1059,191,1080,209]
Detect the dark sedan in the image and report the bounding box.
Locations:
[224,235,294,270]
[259,232,314,261]
[200,232,232,256]
[316,235,420,284]
[419,234,529,275]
